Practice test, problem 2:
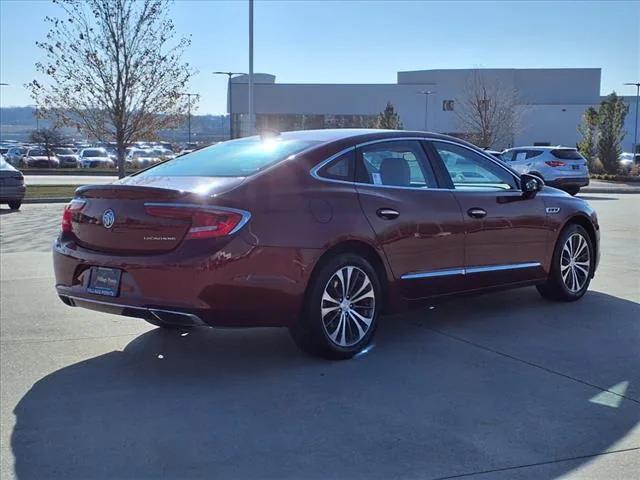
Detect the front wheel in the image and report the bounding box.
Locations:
[290,253,381,360]
[564,186,580,196]
[8,201,21,210]
[537,224,593,301]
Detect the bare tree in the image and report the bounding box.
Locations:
[455,70,521,149]
[29,0,195,177]
[28,127,66,159]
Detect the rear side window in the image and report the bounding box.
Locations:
[316,149,354,181]
[137,137,320,177]
[356,140,437,188]
[526,150,544,159]
[551,149,583,160]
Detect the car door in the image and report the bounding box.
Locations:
[428,140,550,290]
[354,139,466,299]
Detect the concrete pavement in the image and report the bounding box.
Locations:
[0,196,638,479]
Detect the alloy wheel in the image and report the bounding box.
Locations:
[321,266,375,347]
[561,233,590,293]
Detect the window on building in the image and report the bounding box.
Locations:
[356,140,437,188]
[442,100,455,111]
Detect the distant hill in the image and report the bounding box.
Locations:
[0,107,230,144]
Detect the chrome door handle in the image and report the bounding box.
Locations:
[467,208,487,219]
[376,208,399,220]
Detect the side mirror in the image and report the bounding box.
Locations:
[521,173,544,197]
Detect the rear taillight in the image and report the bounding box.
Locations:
[144,204,249,239]
[545,160,566,167]
[61,199,86,233]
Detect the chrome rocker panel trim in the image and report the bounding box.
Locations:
[401,262,542,280]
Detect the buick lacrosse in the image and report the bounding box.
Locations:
[53,130,599,359]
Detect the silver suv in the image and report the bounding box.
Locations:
[500,147,589,195]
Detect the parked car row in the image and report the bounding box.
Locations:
[0,140,199,170]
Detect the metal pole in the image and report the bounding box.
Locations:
[248,0,254,136]
[635,85,639,155]
[187,95,192,143]
[424,94,429,131]
[229,75,234,139]
[417,85,436,132]
[624,83,640,155]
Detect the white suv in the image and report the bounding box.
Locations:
[500,147,589,195]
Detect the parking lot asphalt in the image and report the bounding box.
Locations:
[0,195,638,480]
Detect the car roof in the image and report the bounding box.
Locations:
[255,128,472,146]
[506,146,576,151]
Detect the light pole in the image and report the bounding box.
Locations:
[624,82,640,155]
[0,84,7,136]
[213,71,246,139]
[248,0,255,136]
[179,92,198,144]
[418,90,437,131]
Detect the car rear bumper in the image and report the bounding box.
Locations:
[0,185,26,202]
[52,235,318,328]
[546,177,590,188]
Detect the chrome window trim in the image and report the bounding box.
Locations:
[309,136,521,193]
[401,262,541,280]
[143,202,252,235]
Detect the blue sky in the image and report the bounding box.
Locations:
[1,0,638,114]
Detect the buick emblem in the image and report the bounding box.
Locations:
[102,209,116,229]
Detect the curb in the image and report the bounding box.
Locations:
[580,188,640,194]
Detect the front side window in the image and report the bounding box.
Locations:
[357,140,437,188]
[432,142,516,191]
[137,137,320,177]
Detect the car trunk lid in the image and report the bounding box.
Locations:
[70,176,245,254]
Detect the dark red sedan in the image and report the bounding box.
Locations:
[53,130,600,359]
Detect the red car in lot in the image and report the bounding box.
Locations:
[53,130,600,359]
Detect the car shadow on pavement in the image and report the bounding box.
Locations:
[11,288,640,480]
[0,207,21,215]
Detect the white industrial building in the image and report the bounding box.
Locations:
[228,68,638,152]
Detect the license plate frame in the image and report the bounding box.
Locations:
[87,267,122,297]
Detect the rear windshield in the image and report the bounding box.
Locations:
[136,137,320,177]
[551,149,583,160]
[83,149,106,157]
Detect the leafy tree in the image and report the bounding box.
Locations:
[28,128,66,159]
[372,102,404,130]
[29,0,195,177]
[577,107,599,169]
[596,93,629,174]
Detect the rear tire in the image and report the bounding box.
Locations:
[8,201,21,210]
[290,253,381,360]
[537,224,593,301]
[565,186,580,196]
